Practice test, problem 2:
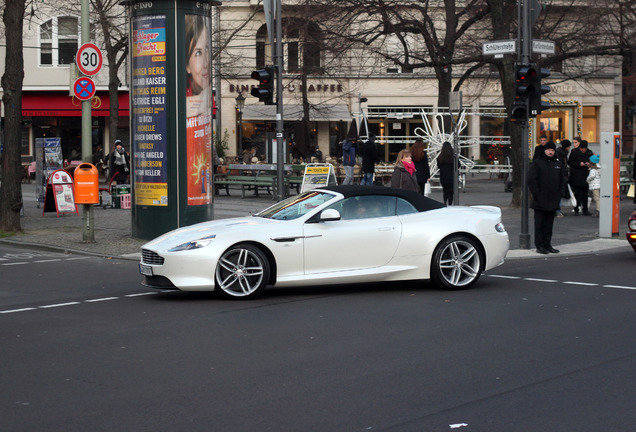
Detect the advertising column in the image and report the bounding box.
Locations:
[128,0,220,240]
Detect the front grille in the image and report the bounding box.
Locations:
[142,249,165,265]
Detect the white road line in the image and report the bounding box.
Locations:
[2,262,28,266]
[34,259,62,263]
[604,284,636,290]
[564,281,598,286]
[488,275,521,279]
[124,292,159,297]
[38,302,81,309]
[524,278,558,283]
[65,257,91,261]
[84,297,119,303]
[0,308,37,314]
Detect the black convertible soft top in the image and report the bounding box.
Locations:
[318,185,446,213]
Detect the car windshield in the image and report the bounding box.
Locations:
[255,191,337,220]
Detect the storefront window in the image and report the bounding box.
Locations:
[536,106,574,144]
[582,106,599,143]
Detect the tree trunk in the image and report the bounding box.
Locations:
[0,0,26,233]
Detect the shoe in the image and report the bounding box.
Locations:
[556,211,565,218]
[536,247,549,254]
[546,247,560,253]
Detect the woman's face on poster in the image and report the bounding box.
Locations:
[187,30,209,94]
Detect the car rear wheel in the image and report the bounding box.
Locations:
[431,235,482,290]
[215,244,270,299]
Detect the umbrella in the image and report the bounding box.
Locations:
[347,118,359,140]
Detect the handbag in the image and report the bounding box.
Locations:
[628,184,635,199]
[424,182,432,196]
[566,183,577,207]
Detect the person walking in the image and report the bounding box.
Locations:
[554,139,571,218]
[390,149,419,192]
[529,141,567,254]
[342,138,357,185]
[409,138,431,194]
[586,154,601,217]
[437,141,455,205]
[109,140,130,183]
[533,134,548,160]
[360,133,378,186]
[568,139,593,215]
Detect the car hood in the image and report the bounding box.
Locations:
[142,216,285,250]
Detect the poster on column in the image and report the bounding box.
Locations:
[131,14,169,206]
[185,14,213,206]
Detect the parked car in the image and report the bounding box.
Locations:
[627,210,636,254]
[139,185,509,299]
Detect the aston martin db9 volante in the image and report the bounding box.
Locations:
[139,186,509,299]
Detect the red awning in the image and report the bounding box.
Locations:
[22,92,129,117]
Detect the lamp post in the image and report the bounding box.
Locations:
[235,92,245,155]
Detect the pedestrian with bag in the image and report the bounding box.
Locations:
[529,141,567,254]
[410,138,431,195]
[342,138,357,185]
[437,142,456,205]
[568,139,593,215]
[109,140,130,184]
[390,149,419,192]
[554,139,571,217]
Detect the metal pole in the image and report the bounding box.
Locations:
[519,0,532,249]
[81,0,94,242]
[275,0,285,200]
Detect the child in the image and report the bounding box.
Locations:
[586,154,601,217]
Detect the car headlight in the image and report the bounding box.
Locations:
[495,222,506,233]
[169,235,216,252]
[629,218,636,231]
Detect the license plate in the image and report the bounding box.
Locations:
[139,264,153,276]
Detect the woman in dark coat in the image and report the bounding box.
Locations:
[390,149,419,192]
[410,138,430,194]
[568,139,593,215]
[437,142,455,205]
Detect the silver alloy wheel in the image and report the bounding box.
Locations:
[215,245,268,298]
[433,237,481,289]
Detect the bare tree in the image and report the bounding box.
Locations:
[0,0,26,233]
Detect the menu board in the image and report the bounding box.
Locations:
[131,14,168,206]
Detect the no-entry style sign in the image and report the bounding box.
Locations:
[76,43,103,76]
[73,77,96,101]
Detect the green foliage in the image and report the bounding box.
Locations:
[215,129,230,159]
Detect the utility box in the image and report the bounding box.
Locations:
[73,163,99,204]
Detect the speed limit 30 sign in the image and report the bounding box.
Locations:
[76,43,103,76]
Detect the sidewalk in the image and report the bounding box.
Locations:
[2,174,631,261]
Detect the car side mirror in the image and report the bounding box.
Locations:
[320,208,341,222]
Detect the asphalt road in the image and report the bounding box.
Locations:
[1,244,635,432]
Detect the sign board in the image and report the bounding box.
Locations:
[43,169,78,216]
[76,43,103,76]
[532,40,555,55]
[482,40,516,57]
[301,163,338,192]
[73,77,96,101]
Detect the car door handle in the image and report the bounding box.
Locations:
[378,227,394,231]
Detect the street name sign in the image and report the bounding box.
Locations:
[532,40,555,55]
[483,40,516,58]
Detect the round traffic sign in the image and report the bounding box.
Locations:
[73,77,96,101]
[76,43,103,76]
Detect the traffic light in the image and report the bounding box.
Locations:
[528,67,551,117]
[511,64,534,123]
[510,100,528,123]
[250,66,274,105]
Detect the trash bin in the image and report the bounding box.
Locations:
[73,163,99,204]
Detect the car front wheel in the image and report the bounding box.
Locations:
[215,244,270,299]
[431,236,482,290]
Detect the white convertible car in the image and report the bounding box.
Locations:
[139,186,509,299]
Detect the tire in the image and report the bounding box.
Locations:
[215,244,270,299]
[430,235,482,290]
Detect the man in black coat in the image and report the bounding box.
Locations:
[568,140,593,215]
[529,141,567,254]
[360,133,378,185]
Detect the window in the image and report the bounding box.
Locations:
[39,16,79,67]
[255,20,322,73]
[582,106,599,143]
[328,196,397,220]
[40,20,53,65]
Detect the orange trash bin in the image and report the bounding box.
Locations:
[73,163,100,204]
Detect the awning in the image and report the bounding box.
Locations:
[22,92,130,117]
[242,104,351,122]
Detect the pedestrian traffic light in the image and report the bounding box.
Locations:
[528,67,551,117]
[250,66,274,105]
